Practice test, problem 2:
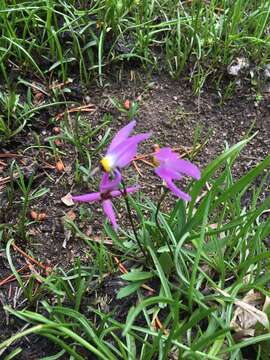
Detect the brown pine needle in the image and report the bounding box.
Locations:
[152,315,169,336]
[55,104,96,121]
[132,160,143,176]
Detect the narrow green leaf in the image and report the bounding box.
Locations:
[121,271,153,282]
[148,246,172,299]
[123,296,174,336]
[117,282,144,299]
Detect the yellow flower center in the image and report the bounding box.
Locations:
[100,157,111,172]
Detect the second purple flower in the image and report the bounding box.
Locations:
[153,147,201,201]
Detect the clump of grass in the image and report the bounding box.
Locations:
[1,135,270,359]
[0,1,269,90]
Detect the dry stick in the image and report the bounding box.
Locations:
[49,78,73,90]
[140,159,155,167]
[113,256,128,274]
[55,104,96,120]
[0,153,21,158]
[152,315,169,336]
[12,243,51,273]
[28,82,50,96]
[120,179,147,259]
[0,264,29,286]
[132,160,143,177]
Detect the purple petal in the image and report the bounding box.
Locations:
[155,166,182,181]
[100,172,109,188]
[72,192,101,202]
[114,143,137,168]
[166,180,191,201]
[107,120,136,153]
[99,169,122,193]
[155,147,178,162]
[155,148,200,180]
[110,186,139,198]
[102,199,118,230]
[110,133,151,168]
[174,159,201,180]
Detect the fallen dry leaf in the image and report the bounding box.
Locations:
[66,210,76,221]
[55,160,65,172]
[124,99,130,110]
[37,213,47,221]
[263,296,270,313]
[30,210,47,221]
[30,210,38,220]
[33,92,45,104]
[216,288,269,339]
[61,193,74,206]
[53,127,61,134]
[54,139,63,146]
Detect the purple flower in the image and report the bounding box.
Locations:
[154,147,201,201]
[100,120,150,174]
[72,172,138,230]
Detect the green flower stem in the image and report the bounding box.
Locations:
[155,187,174,259]
[121,179,147,258]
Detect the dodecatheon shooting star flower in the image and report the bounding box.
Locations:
[72,172,138,230]
[100,120,150,175]
[153,147,201,201]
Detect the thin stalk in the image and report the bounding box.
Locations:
[121,179,147,258]
[155,187,174,259]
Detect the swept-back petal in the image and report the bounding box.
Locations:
[107,120,136,153]
[102,199,118,230]
[166,180,191,201]
[155,166,182,181]
[155,147,179,162]
[155,148,200,180]
[99,169,122,192]
[72,192,101,202]
[174,158,201,180]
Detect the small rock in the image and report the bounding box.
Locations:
[61,193,74,206]
[227,57,249,76]
[264,64,270,78]
[85,95,91,103]
[264,82,270,93]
